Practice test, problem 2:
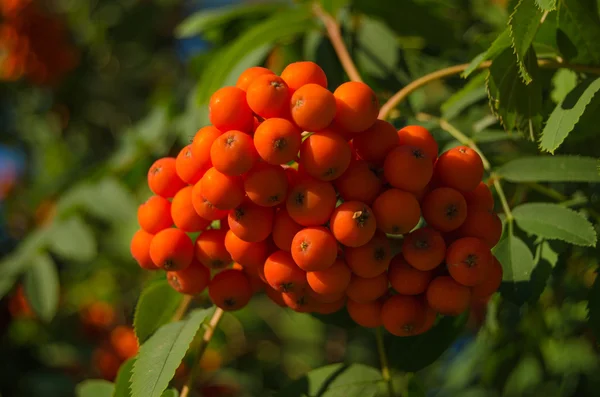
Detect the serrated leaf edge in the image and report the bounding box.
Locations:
[508,0,538,84]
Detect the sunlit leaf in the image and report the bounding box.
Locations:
[509,0,544,83]
[496,155,600,182]
[133,280,184,343]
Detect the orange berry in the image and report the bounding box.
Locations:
[290,83,336,131]
[167,259,211,295]
[421,187,468,232]
[306,258,351,296]
[446,237,492,286]
[264,285,287,307]
[92,347,120,380]
[191,126,221,167]
[228,200,274,243]
[388,255,433,295]
[333,82,379,133]
[471,256,503,299]
[397,125,438,162]
[137,196,172,234]
[352,119,399,164]
[264,250,307,293]
[381,295,426,337]
[130,229,158,270]
[299,131,351,181]
[286,179,337,226]
[426,276,471,316]
[456,207,502,248]
[149,228,194,271]
[384,146,433,192]
[148,157,187,198]
[372,189,420,235]
[191,180,228,220]
[224,229,268,271]
[414,306,437,335]
[462,181,494,211]
[280,61,327,92]
[306,284,346,303]
[194,229,232,270]
[291,226,338,272]
[253,118,302,164]
[210,130,258,176]
[209,86,253,132]
[208,269,253,311]
[329,201,376,247]
[272,208,303,251]
[281,290,315,313]
[247,74,291,118]
[401,227,446,271]
[346,272,388,303]
[334,160,383,204]
[176,144,207,184]
[171,186,211,232]
[199,167,245,210]
[236,66,274,91]
[345,232,391,278]
[346,298,383,328]
[435,146,484,192]
[243,162,288,207]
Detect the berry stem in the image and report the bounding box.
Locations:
[378,60,600,120]
[180,307,225,397]
[375,327,395,396]
[312,3,363,83]
[172,295,193,321]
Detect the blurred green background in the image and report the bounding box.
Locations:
[1,0,599,396]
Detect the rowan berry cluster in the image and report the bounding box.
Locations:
[0,0,78,84]
[130,61,503,337]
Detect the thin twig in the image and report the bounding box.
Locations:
[375,328,395,396]
[379,59,600,120]
[312,3,363,83]
[172,295,193,322]
[180,308,225,397]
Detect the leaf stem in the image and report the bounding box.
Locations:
[180,307,225,397]
[379,59,600,120]
[312,3,363,83]
[375,327,395,396]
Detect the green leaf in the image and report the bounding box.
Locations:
[48,216,97,262]
[387,314,468,372]
[23,253,59,322]
[504,355,543,396]
[319,0,349,16]
[557,0,600,64]
[133,280,184,344]
[113,358,135,397]
[587,273,600,342]
[541,338,599,374]
[509,0,544,83]
[85,178,138,223]
[196,5,316,104]
[277,363,383,397]
[540,77,600,153]
[355,17,401,82]
[536,0,557,11]
[493,235,535,283]
[175,2,287,38]
[496,155,600,182]
[513,203,597,246]
[486,47,543,138]
[131,308,211,397]
[462,29,511,78]
[551,69,578,103]
[76,380,115,397]
[441,72,487,120]
[161,390,179,397]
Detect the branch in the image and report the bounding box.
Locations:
[312,3,363,83]
[375,328,395,396]
[379,59,600,120]
[180,307,225,397]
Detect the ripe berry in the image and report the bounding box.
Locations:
[191,126,221,166]
[435,146,484,192]
[199,167,245,210]
[347,298,383,328]
[228,200,274,243]
[333,82,379,133]
[272,208,304,251]
[291,226,338,272]
[426,276,471,316]
[130,229,158,270]
[421,187,468,232]
[236,66,274,91]
[137,196,173,234]
[253,118,302,165]
[147,157,186,198]
[280,61,327,92]
[286,179,337,226]
[299,131,352,181]
[243,162,288,207]
[345,232,391,278]
[352,119,399,164]
[471,256,503,299]
[381,295,426,337]
[191,180,228,221]
[247,74,291,119]
[290,83,337,131]
[194,229,232,270]
[446,237,493,286]
[167,259,211,295]
[462,181,494,211]
[176,144,207,185]
[401,227,446,271]
[334,160,383,204]
[208,269,253,311]
[372,189,420,235]
[329,201,376,247]
[397,125,438,162]
[456,207,502,248]
[171,186,211,232]
[210,130,258,176]
[209,86,253,132]
[388,255,433,295]
[346,272,388,303]
[306,259,351,296]
[263,250,307,293]
[149,228,194,271]
[384,145,433,193]
[224,229,268,272]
